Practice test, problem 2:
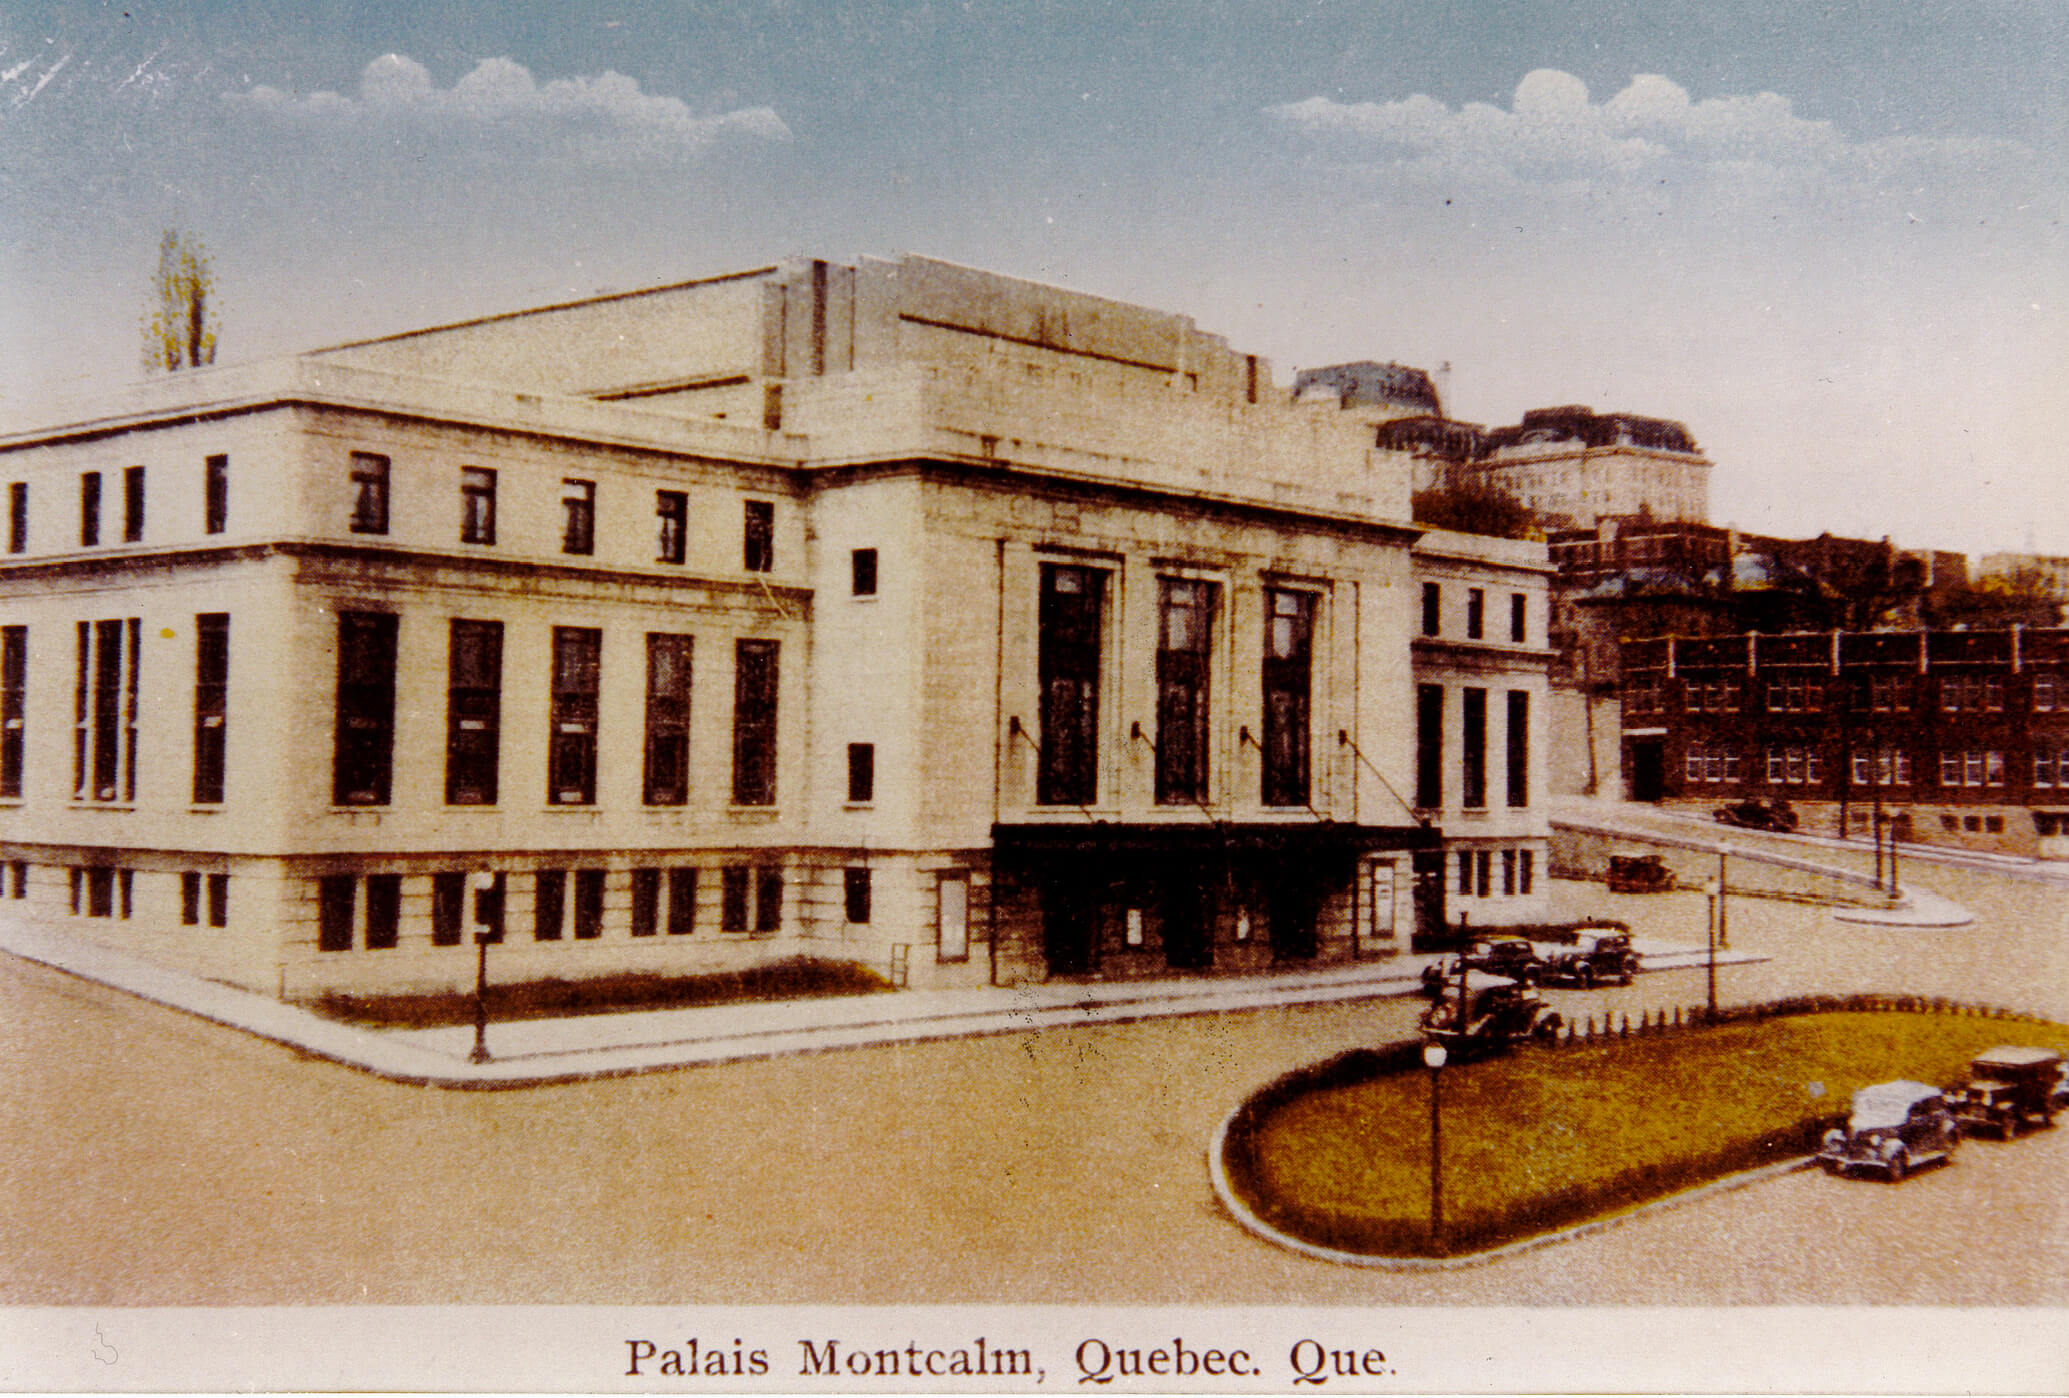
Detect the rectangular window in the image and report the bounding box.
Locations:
[75,618,139,803]
[191,613,228,804]
[755,867,783,933]
[122,465,145,542]
[851,548,878,597]
[1519,849,1535,896]
[1466,588,1484,640]
[534,869,566,941]
[1984,677,2005,712]
[1502,848,1517,896]
[939,872,970,962]
[431,872,465,946]
[181,871,201,926]
[847,742,875,803]
[561,479,595,555]
[8,481,25,553]
[1415,683,1443,809]
[721,866,750,932]
[1038,564,1104,806]
[1155,577,1215,805]
[204,454,228,535]
[1509,593,1526,643]
[667,868,696,935]
[80,471,100,546]
[642,633,692,806]
[1421,582,1440,637]
[1458,851,1473,896]
[86,866,114,918]
[731,638,779,806]
[69,867,80,915]
[118,868,132,919]
[1262,588,1314,808]
[1475,850,1491,899]
[1940,751,1961,787]
[656,490,687,564]
[630,868,661,936]
[459,466,496,544]
[743,499,774,572]
[348,453,389,534]
[548,627,601,805]
[333,612,397,806]
[1986,750,2006,786]
[0,625,24,798]
[573,869,605,939]
[1966,751,1986,787]
[844,867,872,924]
[364,874,398,948]
[445,620,503,806]
[2037,751,2057,789]
[1461,687,1487,808]
[318,875,356,952]
[8,860,24,899]
[1505,689,1529,808]
[2036,674,2058,711]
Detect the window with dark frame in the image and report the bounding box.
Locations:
[459,466,496,545]
[74,618,139,803]
[332,612,397,806]
[318,875,356,951]
[720,866,750,931]
[743,499,774,572]
[643,633,692,806]
[731,638,779,806]
[656,490,687,564]
[118,868,132,919]
[1037,564,1104,806]
[122,466,145,543]
[548,627,601,805]
[573,869,605,939]
[192,613,228,804]
[1476,849,1491,899]
[348,453,389,535]
[1506,689,1529,808]
[364,874,398,948]
[1458,851,1472,896]
[1415,683,1443,809]
[1502,848,1517,896]
[561,479,595,555]
[1461,686,1487,808]
[80,472,101,547]
[1466,588,1484,640]
[1519,849,1535,895]
[1421,582,1440,637]
[8,482,26,553]
[181,871,201,926]
[0,625,24,799]
[1259,588,1314,806]
[844,867,872,924]
[755,867,783,933]
[847,742,874,803]
[667,868,696,935]
[431,872,465,946]
[445,620,502,806]
[630,868,661,936]
[7,861,22,898]
[534,869,566,940]
[851,548,878,597]
[204,455,228,535]
[1510,593,1526,643]
[86,866,114,918]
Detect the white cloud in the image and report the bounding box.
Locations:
[1268,70,2025,193]
[229,54,791,161]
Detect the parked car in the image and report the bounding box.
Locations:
[1948,1046,2063,1139]
[1606,854,1675,893]
[1819,1081,1959,1180]
[1419,935,1545,996]
[1713,797,1798,832]
[1538,928,1640,987]
[1418,971,1564,1051]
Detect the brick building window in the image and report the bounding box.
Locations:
[548,627,601,805]
[445,620,503,806]
[1155,577,1215,805]
[730,639,779,806]
[1262,588,1314,808]
[191,613,228,804]
[642,633,692,806]
[1685,742,1739,783]
[1037,565,1104,806]
[349,453,389,534]
[459,467,496,544]
[333,612,397,806]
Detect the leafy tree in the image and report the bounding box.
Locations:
[1922,568,2064,630]
[1411,476,1535,540]
[140,228,218,372]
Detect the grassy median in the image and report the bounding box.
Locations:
[1228,1008,2069,1257]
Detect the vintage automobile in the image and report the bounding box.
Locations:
[1818,1080,1959,1180]
[1419,935,1545,996]
[1537,927,1641,987]
[1948,1046,2064,1139]
[1418,970,1564,1052]
[1713,796,1799,832]
[1606,854,1675,894]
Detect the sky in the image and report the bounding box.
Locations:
[2,0,2063,557]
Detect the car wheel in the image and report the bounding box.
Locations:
[1533,1013,1564,1043]
[1886,1150,1907,1182]
[1819,1158,1839,1175]
[1577,964,1596,989]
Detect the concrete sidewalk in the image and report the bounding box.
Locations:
[0,919,1769,1089]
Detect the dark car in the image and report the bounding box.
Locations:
[1606,854,1674,893]
[1538,928,1640,987]
[1419,935,1544,997]
[1418,971,1564,1052]
[1713,797,1798,832]
[1818,1081,1959,1180]
[1948,1046,2063,1139]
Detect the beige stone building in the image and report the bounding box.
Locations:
[0,255,1554,1000]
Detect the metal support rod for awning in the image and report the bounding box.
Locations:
[1337,728,1431,828]
[1008,715,1097,822]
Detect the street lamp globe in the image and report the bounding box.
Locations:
[1422,1043,1447,1071]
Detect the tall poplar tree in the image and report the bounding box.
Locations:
[140,228,219,371]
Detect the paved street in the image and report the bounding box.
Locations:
[1,863,2064,1307]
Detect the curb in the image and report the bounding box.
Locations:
[1205,1107,1816,1271]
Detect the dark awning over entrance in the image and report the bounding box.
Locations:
[991,820,1439,859]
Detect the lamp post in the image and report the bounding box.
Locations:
[1715,841,1730,950]
[469,870,497,1065]
[1422,1041,1448,1255]
[1703,876,1720,1020]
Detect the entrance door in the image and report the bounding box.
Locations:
[1161,866,1212,970]
[1411,850,1447,952]
[1041,868,1099,975]
[1628,738,1665,802]
[1267,875,1320,961]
